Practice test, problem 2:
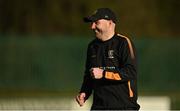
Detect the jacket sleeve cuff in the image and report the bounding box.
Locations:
[102,70,106,78]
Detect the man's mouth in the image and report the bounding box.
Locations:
[94,30,98,33]
[93,29,100,34]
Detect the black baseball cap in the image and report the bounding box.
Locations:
[84,8,117,23]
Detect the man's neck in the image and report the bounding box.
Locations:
[101,31,115,41]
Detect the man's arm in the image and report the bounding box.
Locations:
[76,45,93,106]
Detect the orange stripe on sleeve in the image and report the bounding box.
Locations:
[105,71,122,80]
[117,34,135,59]
[128,80,134,97]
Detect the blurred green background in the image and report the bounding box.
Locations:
[0,0,180,110]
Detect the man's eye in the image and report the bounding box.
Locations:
[95,21,99,25]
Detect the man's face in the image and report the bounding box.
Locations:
[90,19,110,40]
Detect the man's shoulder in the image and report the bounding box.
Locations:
[88,38,98,46]
[115,33,134,45]
[115,33,130,41]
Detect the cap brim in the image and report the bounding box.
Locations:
[83,16,98,23]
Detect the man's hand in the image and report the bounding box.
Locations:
[90,67,103,79]
[76,93,86,107]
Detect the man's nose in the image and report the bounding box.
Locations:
[90,22,96,30]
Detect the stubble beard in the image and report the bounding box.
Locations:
[93,29,103,40]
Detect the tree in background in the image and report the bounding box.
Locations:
[0,0,179,37]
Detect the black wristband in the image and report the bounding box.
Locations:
[103,70,106,78]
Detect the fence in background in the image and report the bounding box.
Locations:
[0,36,180,109]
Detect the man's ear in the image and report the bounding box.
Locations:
[109,20,113,25]
[110,20,116,27]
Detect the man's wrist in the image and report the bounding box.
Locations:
[102,70,106,78]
